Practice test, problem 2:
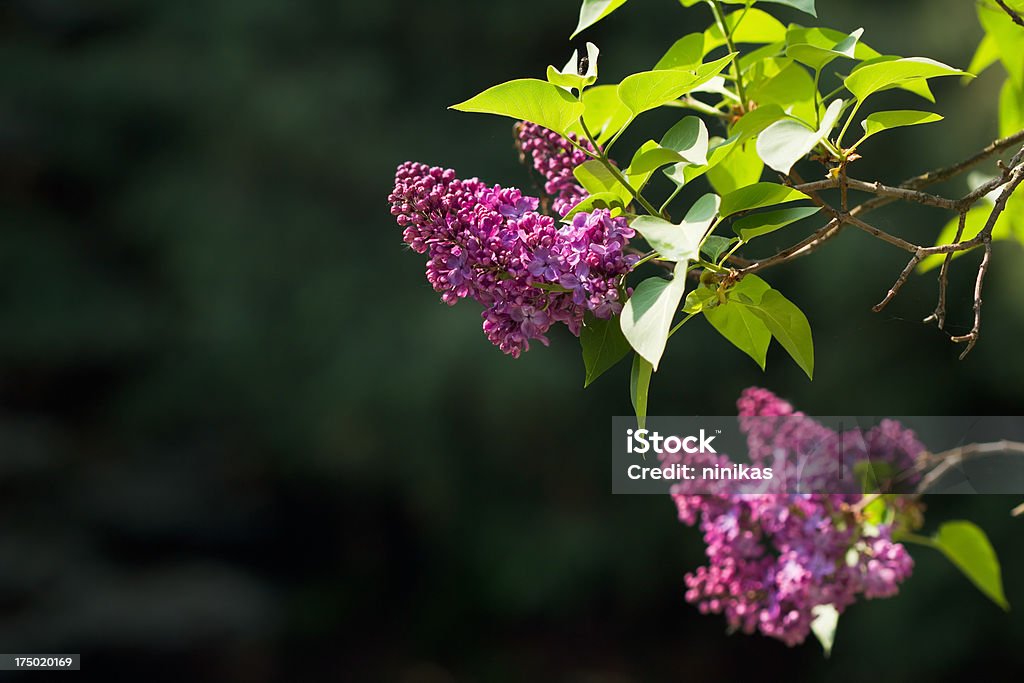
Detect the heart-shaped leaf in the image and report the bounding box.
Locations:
[452,79,583,136]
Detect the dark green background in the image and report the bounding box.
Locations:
[0,0,1021,680]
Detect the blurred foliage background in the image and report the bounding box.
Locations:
[0,0,1022,680]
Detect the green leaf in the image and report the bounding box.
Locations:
[746,60,818,123]
[624,140,659,192]
[701,235,738,262]
[620,264,688,370]
[452,78,583,136]
[579,85,634,143]
[581,313,632,387]
[631,194,720,262]
[756,98,843,174]
[1000,80,1024,139]
[748,289,814,379]
[966,33,1000,80]
[933,521,1010,611]
[727,273,773,304]
[629,115,710,176]
[684,0,816,17]
[730,104,788,142]
[629,353,653,430]
[573,160,633,206]
[810,604,839,657]
[732,206,821,241]
[562,191,628,220]
[661,116,710,165]
[719,182,809,217]
[617,54,734,116]
[628,115,710,175]
[547,42,600,91]
[979,1,1024,89]
[707,140,763,195]
[705,297,772,370]
[785,27,863,71]
[654,33,705,71]
[682,285,716,314]
[857,110,943,148]
[844,57,968,103]
[759,0,816,15]
[704,8,787,52]
[572,0,630,39]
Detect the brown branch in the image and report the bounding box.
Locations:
[873,250,924,312]
[950,237,991,359]
[924,210,967,329]
[795,177,960,210]
[841,214,919,252]
[996,0,1024,27]
[739,217,844,274]
[917,439,1024,492]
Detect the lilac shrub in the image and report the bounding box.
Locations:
[389,129,636,357]
[515,122,594,217]
[664,388,922,646]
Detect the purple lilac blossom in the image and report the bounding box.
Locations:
[389,161,637,357]
[662,387,922,646]
[515,121,595,216]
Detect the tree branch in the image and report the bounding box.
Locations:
[916,439,1024,493]
[996,0,1024,27]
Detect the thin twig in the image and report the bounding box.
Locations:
[873,251,924,312]
[949,236,991,358]
[924,210,967,329]
[917,440,1024,492]
[795,177,960,210]
[996,0,1024,27]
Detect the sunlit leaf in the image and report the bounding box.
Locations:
[631,194,720,262]
[547,42,600,91]
[732,206,821,241]
[573,160,634,206]
[620,264,688,370]
[785,27,863,71]
[452,79,583,136]
[748,289,814,379]
[705,298,771,370]
[933,521,1009,610]
[655,33,705,71]
[719,182,809,217]
[617,55,734,116]
[572,0,631,39]
[756,98,843,174]
[845,57,968,102]
[856,110,943,148]
[578,85,634,143]
[707,140,764,195]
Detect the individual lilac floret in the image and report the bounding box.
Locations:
[515,122,595,216]
[660,388,925,647]
[389,161,636,357]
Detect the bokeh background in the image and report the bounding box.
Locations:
[1,0,1022,680]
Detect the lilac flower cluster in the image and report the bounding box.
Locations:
[389,161,636,357]
[515,122,595,216]
[662,388,924,646]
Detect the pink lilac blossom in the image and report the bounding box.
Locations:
[663,388,922,646]
[515,121,595,216]
[389,161,636,357]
